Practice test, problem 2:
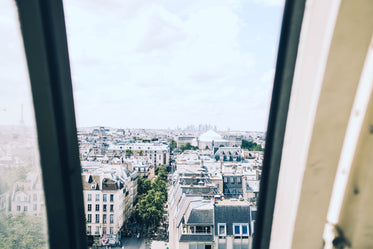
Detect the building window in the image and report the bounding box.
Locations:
[110,204,114,212]
[110,194,114,202]
[233,223,249,236]
[103,194,107,202]
[33,193,37,201]
[110,214,114,224]
[242,224,248,235]
[17,205,21,211]
[110,227,113,235]
[87,194,92,201]
[189,244,211,249]
[95,214,99,223]
[103,204,107,212]
[24,206,28,212]
[218,243,226,249]
[103,227,106,235]
[33,204,37,211]
[88,204,91,212]
[103,214,106,224]
[230,177,235,183]
[95,226,99,235]
[95,194,100,201]
[234,224,241,235]
[224,177,227,183]
[95,204,99,212]
[87,214,92,223]
[218,223,226,236]
[87,226,91,235]
[237,177,241,183]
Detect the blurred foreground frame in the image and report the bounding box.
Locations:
[15,0,87,248]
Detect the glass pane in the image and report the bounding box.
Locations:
[62,0,283,248]
[234,225,240,235]
[218,243,227,249]
[219,225,225,235]
[0,1,49,248]
[242,225,248,235]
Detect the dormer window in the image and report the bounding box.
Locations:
[233,223,249,236]
[218,223,226,236]
[91,184,96,190]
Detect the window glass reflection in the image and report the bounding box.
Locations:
[0,1,49,248]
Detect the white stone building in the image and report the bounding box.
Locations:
[198,130,229,150]
[82,169,137,238]
[10,172,45,216]
[107,142,170,166]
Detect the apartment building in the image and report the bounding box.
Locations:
[10,172,45,216]
[82,170,137,239]
[169,194,255,249]
[108,142,170,166]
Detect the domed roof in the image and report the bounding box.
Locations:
[199,130,225,142]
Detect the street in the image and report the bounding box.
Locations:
[121,237,146,249]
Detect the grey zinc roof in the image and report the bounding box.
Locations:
[185,201,214,225]
[214,205,252,236]
[179,234,214,242]
[187,208,214,225]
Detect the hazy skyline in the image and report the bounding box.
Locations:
[1,0,284,131]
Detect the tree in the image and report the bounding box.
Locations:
[151,138,158,141]
[156,165,168,181]
[137,189,165,228]
[152,177,167,201]
[180,143,198,152]
[137,177,152,196]
[136,165,168,230]
[0,214,48,249]
[241,140,263,151]
[170,140,177,151]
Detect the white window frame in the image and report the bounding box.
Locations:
[233,223,241,235]
[218,223,226,236]
[241,224,249,235]
[233,223,249,236]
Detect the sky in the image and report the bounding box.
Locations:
[0,0,284,131]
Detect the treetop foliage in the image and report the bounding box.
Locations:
[241,140,263,151]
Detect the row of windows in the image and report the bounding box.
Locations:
[16,204,41,212]
[218,223,249,236]
[87,193,114,202]
[223,188,243,195]
[87,226,114,235]
[189,244,212,249]
[87,204,114,212]
[218,243,249,249]
[16,193,43,202]
[223,177,242,184]
[87,214,114,224]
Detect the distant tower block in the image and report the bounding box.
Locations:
[20,104,25,125]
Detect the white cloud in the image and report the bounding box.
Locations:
[253,0,285,7]
[261,68,275,83]
[0,0,283,131]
